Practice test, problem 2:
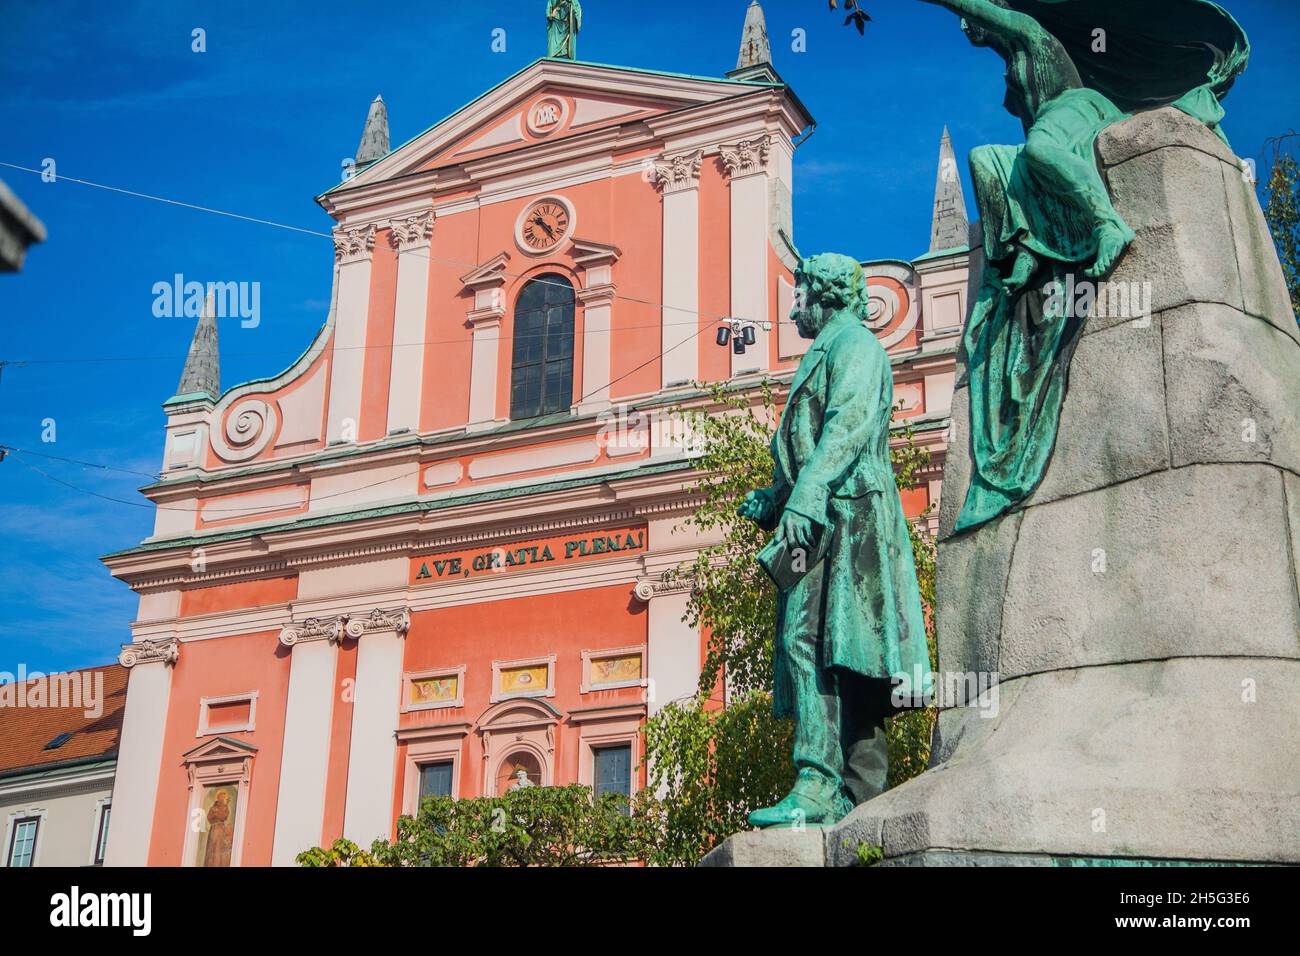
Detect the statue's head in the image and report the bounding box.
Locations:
[791,253,868,339]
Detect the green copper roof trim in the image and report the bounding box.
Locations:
[912,245,970,264]
[212,315,333,403]
[163,390,217,407]
[542,56,784,88]
[860,257,918,272]
[319,56,806,200]
[104,459,696,560]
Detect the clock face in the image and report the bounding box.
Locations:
[519,199,571,253]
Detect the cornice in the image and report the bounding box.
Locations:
[109,462,706,591]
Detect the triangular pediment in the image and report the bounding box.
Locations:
[331,58,775,191]
[183,736,258,763]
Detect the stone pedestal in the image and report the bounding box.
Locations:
[706,108,1300,867]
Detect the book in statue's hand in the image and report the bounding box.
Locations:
[758,522,830,591]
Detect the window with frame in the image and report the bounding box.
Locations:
[510,274,574,420]
[592,744,632,813]
[94,804,111,865]
[7,816,39,868]
[417,761,454,803]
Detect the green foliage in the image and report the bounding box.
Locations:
[855,842,885,866]
[642,381,939,864]
[297,785,643,867]
[1260,134,1300,328]
[640,689,794,867]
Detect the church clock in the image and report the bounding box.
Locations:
[516,196,574,255]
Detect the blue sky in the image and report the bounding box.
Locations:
[1,0,1296,674]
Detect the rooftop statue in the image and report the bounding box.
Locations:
[546,0,582,60]
[739,253,932,828]
[916,0,1250,531]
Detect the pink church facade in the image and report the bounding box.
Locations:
[101,8,970,866]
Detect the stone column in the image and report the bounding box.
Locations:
[460,254,510,432]
[721,136,772,377]
[654,149,703,390]
[269,617,343,866]
[385,211,434,435]
[103,638,179,867]
[341,608,410,847]
[326,223,377,444]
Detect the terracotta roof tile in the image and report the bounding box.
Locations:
[0,663,127,775]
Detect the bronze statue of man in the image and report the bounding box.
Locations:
[740,253,931,828]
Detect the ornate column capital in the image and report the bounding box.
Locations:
[333,223,377,264]
[278,616,346,648]
[719,135,772,179]
[278,608,410,647]
[633,573,693,603]
[344,607,411,639]
[653,148,704,194]
[388,211,434,252]
[119,637,180,669]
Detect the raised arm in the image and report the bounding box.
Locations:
[918,0,1038,39]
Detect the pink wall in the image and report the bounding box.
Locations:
[147,630,292,866]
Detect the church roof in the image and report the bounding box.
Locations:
[318,56,808,202]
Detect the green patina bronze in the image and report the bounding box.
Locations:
[917,0,1250,532]
[546,0,581,59]
[740,254,931,829]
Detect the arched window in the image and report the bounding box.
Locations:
[510,273,575,420]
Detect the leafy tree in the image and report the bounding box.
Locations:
[1260,133,1300,328]
[641,381,938,866]
[297,785,643,867]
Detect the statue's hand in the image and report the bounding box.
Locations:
[738,489,775,525]
[775,509,816,551]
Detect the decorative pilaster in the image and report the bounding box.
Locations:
[386,211,434,435]
[655,148,703,390]
[342,605,411,846]
[104,637,180,866]
[327,222,378,444]
[632,570,699,718]
[720,135,773,376]
[271,614,340,865]
[460,253,512,431]
[572,238,622,414]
